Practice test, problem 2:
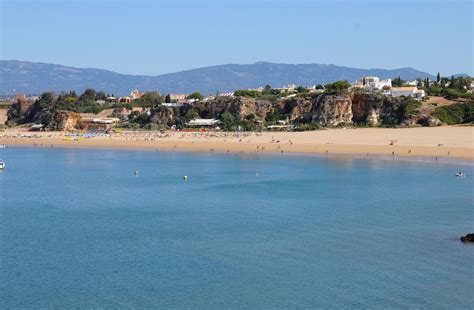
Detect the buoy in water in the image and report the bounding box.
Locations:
[183,175,188,180]
[134,170,139,175]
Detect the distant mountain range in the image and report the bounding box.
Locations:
[0,60,444,96]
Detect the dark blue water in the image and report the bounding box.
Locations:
[0,147,473,308]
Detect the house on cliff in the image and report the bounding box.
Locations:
[130,89,144,100]
[353,76,392,92]
[390,87,425,99]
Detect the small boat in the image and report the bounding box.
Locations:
[0,160,5,170]
[455,172,465,177]
[134,170,139,175]
[0,144,6,148]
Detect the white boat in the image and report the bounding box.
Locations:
[455,172,465,177]
[0,145,6,148]
[0,160,5,170]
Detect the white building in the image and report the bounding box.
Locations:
[169,94,187,101]
[405,80,418,86]
[390,87,425,99]
[354,76,392,91]
[218,92,234,97]
[130,89,144,100]
[186,119,221,127]
[163,102,184,107]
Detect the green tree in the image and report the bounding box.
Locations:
[437,72,441,84]
[324,80,351,93]
[186,92,203,100]
[165,94,171,103]
[392,76,404,87]
[185,108,199,121]
[95,91,107,100]
[139,92,163,108]
[262,85,272,95]
[296,86,308,93]
[448,76,470,92]
[79,88,96,101]
[220,111,235,131]
[36,92,56,112]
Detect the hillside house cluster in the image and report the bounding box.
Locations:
[353,76,392,91]
[352,76,425,99]
[106,89,144,103]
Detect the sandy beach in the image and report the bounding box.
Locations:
[1,126,473,161]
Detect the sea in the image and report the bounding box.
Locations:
[0,147,473,309]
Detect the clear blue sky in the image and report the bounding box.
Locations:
[1,0,472,76]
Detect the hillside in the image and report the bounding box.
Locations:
[0,60,437,96]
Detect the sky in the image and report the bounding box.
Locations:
[1,0,473,76]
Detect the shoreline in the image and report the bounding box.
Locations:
[4,143,473,167]
[1,127,473,163]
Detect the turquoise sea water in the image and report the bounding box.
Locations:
[0,147,473,309]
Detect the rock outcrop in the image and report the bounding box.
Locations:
[41,110,80,131]
[149,106,175,126]
[352,93,411,126]
[411,114,442,127]
[460,233,474,243]
[312,94,353,127]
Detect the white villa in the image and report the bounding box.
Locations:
[169,94,187,101]
[354,76,392,91]
[405,80,419,86]
[390,87,425,99]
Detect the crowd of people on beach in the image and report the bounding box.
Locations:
[0,128,462,161]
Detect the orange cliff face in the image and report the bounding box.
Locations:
[4,92,450,131]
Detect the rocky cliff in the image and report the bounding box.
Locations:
[7,91,434,130]
[44,111,81,131]
[7,102,80,131]
[311,94,353,126]
[352,94,404,126]
[145,92,426,128]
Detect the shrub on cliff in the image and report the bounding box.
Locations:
[234,90,260,98]
[432,102,474,125]
[401,98,422,117]
[442,88,474,100]
[293,123,321,131]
